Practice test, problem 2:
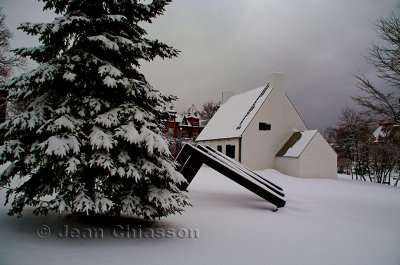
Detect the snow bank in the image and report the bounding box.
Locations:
[0,166,399,265]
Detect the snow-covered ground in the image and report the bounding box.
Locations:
[1,166,399,265]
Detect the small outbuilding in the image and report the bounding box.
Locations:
[275,130,337,179]
[196,72,337,179]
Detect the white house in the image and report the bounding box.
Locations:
[196,72,337,179]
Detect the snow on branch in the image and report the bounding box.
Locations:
[95,108,120,128]
[116,124,140,144]
[65,157,80,174]
[140,127,170,155]
[0,140,25,160]
[57,200,70,214]
[121,195,141,215]
[89,153,117,176]
[125,163,141,181]
[53,116,77,131]
[63,71,76,81]
[90,127,116,151]
[98,64,122,78]
[158,158,186,184]
[73,192,94,215]
[148,186,177,210]
[18,22,47,34]
[104,15,127,22]
[94,193,114,213]
[142,160,158,174]
[88,35,119,51]
[103,76,118,88]
[38,135,80,157]
[83,97,111,115]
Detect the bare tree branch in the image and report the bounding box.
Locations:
[0,9,26,119]
[199,100,220,126]
[353,12,400,124]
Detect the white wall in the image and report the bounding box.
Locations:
[197,138,241,161]
[299,132,337,179]
[275,156,299,178]
[241,73,307,170]
[275,132,337,179]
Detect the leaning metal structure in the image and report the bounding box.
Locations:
[175,144,286,209]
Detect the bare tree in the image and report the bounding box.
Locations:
[200,100,220,125]
[327,107,400,186]
[353,12,400,124]
[0,10,25,86]
[371,130,400,185]
[336,108,372,180]
[0,9,25,121]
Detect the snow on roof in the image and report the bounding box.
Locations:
[186,104,201,119]
[175,113,183,123]
[196,84,272,141]
[276,130,317,157]
[373,125,386,142]
[372,123,399,142]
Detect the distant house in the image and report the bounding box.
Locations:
[373,122,400,142]
[165,105,204,139]
[196,72,337,179]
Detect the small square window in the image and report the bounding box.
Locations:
[259,123,271,131]
[217,145,222,152]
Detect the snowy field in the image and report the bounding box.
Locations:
[1,166,399,265]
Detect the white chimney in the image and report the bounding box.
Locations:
[222,91,235,104]
[269,72,286,94]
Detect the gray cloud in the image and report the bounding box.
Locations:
[142,0,399,130]
[1,0,399,130]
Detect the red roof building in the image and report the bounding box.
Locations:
[164,105,204,139]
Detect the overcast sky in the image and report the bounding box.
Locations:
[1,0,399,131]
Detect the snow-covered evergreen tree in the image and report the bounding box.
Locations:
[0,0,190,219]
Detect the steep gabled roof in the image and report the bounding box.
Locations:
[186,104,201,119]
[276,130,318,157]
[196,84,272,141]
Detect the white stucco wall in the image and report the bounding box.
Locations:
[298,132,337,179]
[241,73,308,170]
[197,138,241,161]
[275,156,299,178]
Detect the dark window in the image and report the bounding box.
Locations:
[217,145,222,152]
[259,122,271,131]
[226,145,235,159]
